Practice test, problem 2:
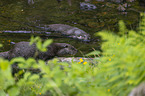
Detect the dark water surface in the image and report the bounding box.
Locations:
[0,0,144,57]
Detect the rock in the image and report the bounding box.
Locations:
[56,57,94,63]
[1,31,51,34]
[126,0,135,2]
[54,57,98,67]
[56,0,62,3]
[37,24,91,42]
[28,0,34,5]
[129,82,145,96]
[117,4,126,11]
[11,57,96,74]
[85,0,92,2]
[95,0,135,3]
[107,0,135,3]
[96,0,104,2]
[80,2,97,10]
[139,0,145,6]
[109,0,124,3]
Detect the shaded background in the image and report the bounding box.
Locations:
[0,0,144,57]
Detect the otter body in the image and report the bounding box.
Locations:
[0,41,77,60]
[37,24,90,42]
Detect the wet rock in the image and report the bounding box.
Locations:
[96,0,105,2]
[123,3,128,7]
[117,4,126,11]
[56,57,94,63]
[109,0,124,3]
[1,30,51,34]
[107,0,135,3]
[49,57,98,69]
[85,0,91,2]
[28,0,34,5]
[129,82,145,96]
[11,57,97,74]
[139,0,145,6]
[80,2,97,10]
[126,0,135,2]
[56,0,62,3]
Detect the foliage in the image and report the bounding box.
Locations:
[91,15,145,95]
[0,14,145,96]
[30,36,53,52]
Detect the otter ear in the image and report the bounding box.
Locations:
[64,45,69,48]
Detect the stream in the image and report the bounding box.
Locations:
[0,0,144,57]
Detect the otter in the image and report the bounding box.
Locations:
[0,51,9,59]
[0,41,77,60]
[37,24,91,42]
[0,42,77,75]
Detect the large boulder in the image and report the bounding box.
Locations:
[129,83,145,96]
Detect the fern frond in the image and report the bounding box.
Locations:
[138,13,145,35]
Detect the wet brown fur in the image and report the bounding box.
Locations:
[0,41,77,60]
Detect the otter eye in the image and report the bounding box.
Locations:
[64,45,69,48]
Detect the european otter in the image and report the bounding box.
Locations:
[37,24,91,42]
[0,41,77,60]
[0,51,9,59]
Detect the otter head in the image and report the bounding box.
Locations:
[54,43,77,56]
[77,34,91,42]
[73,30,91,42]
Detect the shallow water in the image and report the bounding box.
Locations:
[0,0,144,57]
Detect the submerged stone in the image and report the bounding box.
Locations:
[80,2,97,10]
